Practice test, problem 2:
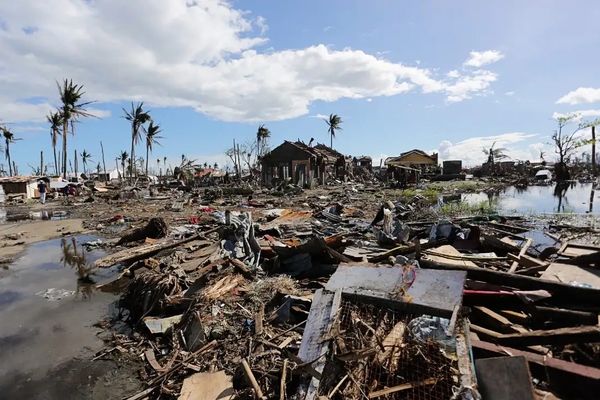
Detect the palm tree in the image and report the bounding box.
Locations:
[57,79,93,178]
[482,141,508,175]
[256,124,271,158]
[81,150,92,175]
[1,126,18,176]
[144,122,162,176]
[119,151,129,182]
[123,102,151,182]
[324,114,343,149]
[47,111,62,175]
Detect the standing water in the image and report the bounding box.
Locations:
[0,235,138,399]
[460,182,599,214]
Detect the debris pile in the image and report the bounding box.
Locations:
[81,185,600,399]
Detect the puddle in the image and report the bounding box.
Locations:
[0,235,122,388]
[460,182,599,215]
[0,208,70,223]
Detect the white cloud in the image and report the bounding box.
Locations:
[557,87,600,105]
[464,50,504,68]
[0,1,503,123]
[309,113,329,119]
[436,132,539,166]
[445,70,497,102]
[505,91,515,96]
[552,109,600,121]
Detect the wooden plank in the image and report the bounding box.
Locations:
[473,306,527,334]
[496,325,600,346]
[367,239,446,262]
[471,339,600,380]
[297,289,342,400]
[508,238,533,273]
[558,242,600,258]
[177,370,233,400]
[475,356,535,400]
[507,252,548,269]
[541,262,600,289]
[95,233,202,268]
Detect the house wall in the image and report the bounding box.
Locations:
[396,153,437,166]
[0,181,38,199]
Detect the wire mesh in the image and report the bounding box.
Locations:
[319,298,459,399]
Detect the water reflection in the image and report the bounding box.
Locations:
[461,182,599,214]
[60,237,95,300]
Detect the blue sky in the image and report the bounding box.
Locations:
[1,0,600,174]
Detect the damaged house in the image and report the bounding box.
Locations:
[261,141,346,187]
[385,149,440,184]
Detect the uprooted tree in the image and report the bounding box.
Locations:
[552,114,599,181]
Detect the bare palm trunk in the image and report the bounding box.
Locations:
[592,126,596,177]
[330,132,333,149]
[53,144,58,176]
[130,126,135,183]
[62,120,68,178]
[145,145,149,176]
[6,142,12,176]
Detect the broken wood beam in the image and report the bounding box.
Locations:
[422,261,600,308]
[532,306,598,327]
[280,359,288,400]
[496,325,600,346]
[95,233,203,268]
[242,358,266,399]
[368,239,446,262]
[508,238,533,273]
[471,339,600,380]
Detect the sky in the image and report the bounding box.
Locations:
[1,0,600,174]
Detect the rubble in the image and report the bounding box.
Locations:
[16,178,597,399]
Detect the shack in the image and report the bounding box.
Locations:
[0,176,40,200]
[261,141,346,187]
[385,149,439,175]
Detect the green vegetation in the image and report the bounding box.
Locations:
[439,200,497,217]
[397,186,440,204]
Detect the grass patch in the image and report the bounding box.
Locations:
[439,200,497,217]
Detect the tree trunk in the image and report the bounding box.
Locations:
[74,149,78,177]
[145,145,149,177]
[330,132,333,149]
[100,141,107,182]
[130,125,135,183]
[592,126,596,177]
[40,151,43,176]
[62,119,68,178]
[53,143,58,176]
[7,142,12,176]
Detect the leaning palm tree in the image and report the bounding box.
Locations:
[324,114,343,149]
[256,124,271,158]
[47,111,62,175]
[81,150,92,175]
[1,126,18,176]
[123,102,151,182]
[57,79,93,178]
[145,122,162,176]
[482,141,508,175]
[119,151,129,182]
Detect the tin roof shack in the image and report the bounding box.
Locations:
[261,141,346,187]
[431,160,466,181]
[0,176,40,201]
[385,149,440,177]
